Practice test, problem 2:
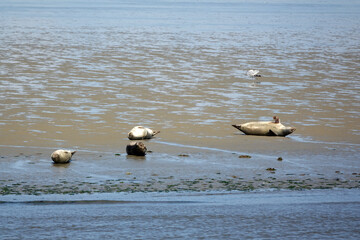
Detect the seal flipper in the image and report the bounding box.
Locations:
[152,130,160,136]
[232,125,241,131]
[268,129,278,136]
[232,125,247,135]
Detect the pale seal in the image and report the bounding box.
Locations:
[51,149,76,163]
[126,142,147,156]
[128,126,160,140]
[232,116,296,137]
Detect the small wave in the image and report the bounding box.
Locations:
[290,135,360,147]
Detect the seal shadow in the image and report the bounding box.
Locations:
[126,155,146,161]
[52,162,71,168]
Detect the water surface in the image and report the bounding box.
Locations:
[1,189,359,239]
[1,0,359,155]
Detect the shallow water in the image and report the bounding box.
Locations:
[1,0,359,156]
[1,189,360,239]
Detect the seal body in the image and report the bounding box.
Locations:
[128,126,160,140]
[126,142,147,156]
[232,118,296,137]
[51,149,76,163]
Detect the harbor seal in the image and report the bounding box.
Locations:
[128,126,160,140]
[232,116,296,137]
[126,142,147,156]
[51,149,76,163]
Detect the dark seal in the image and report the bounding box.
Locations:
[126,142,147,156]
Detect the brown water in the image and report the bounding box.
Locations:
[1,0,359,156]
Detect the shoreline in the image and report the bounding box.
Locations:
[1,146,359,196]
[1,188,360,203]
[1,173,359,196]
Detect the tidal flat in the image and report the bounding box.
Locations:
[1,146,359,196]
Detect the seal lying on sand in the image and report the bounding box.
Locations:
[128,126,160,140]
[51,149,76,163]
[126,142,147,156]
[232,116,296,137]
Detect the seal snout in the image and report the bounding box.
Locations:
[52,153,59,161]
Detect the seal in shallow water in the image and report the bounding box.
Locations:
[51,149,76,163]
[232,116,296,137]
[128,126,160,140]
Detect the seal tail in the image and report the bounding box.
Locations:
[152,130,160,136]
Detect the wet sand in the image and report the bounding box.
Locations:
[1,141,359,195]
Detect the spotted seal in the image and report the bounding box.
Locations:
[232,116,296,137]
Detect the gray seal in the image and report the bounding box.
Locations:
[232,116,296,137]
